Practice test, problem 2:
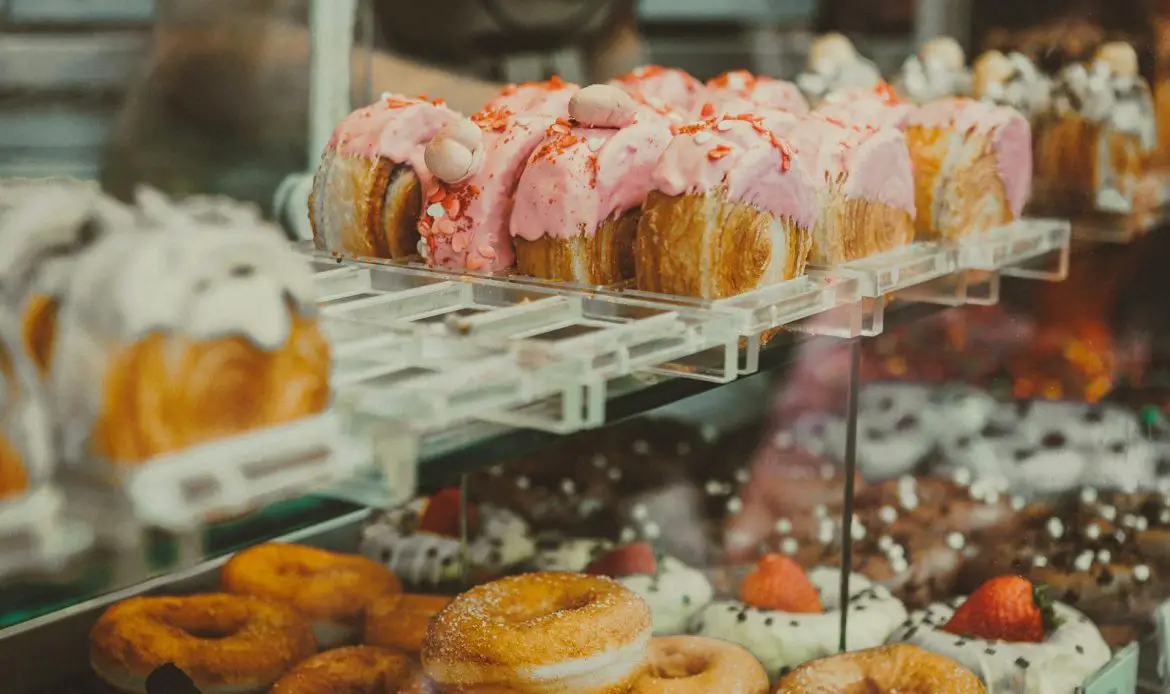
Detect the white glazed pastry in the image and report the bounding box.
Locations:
[690,558,908,678]
[360,494,536,585]
[890,591,1110,693]
[530,535,614,572]
[972,51,1052,118]
[49,215,330,466]
[896,36,972,102]
[584,543,713,636]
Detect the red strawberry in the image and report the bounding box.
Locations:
[585,543,658,577]
[739,554,824,613]
[417,489,480,538]
[943,576,1059,643]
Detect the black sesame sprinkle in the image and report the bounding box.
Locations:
[1076,645,1084,654]
[1015,657,1030,669]
[985,647,996,655]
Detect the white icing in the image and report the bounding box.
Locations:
[0,307,53,487]
[797,58,882,104]
[889,599,1111,694]
[521,626,651,692]
[690,568,908,677]
[531,537,613,572]
[897,55,972,102]
[618,556,713,635]
[359,500,535,585]
[979,52,1052,117]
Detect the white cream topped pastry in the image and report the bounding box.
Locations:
[584,543,714,635]
[690,556,908,678]
[797,33,883,105]
[897,36,972,102]
[531,535,614,572]
[889,576,1111,694]
[973,50,1052,118]
[360,491,535,585]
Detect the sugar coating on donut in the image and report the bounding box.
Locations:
[890,599,1110,693]
[690,569,908,678]
[423,572,652,693]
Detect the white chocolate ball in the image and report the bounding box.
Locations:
[568,84,637,128]
[809,32,858,71]
[1096,42,1139,77]
[424,120,484,185]
[972,50,1013,96]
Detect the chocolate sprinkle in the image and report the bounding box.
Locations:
[1015,657,1030,669]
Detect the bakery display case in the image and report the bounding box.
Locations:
[4,0,1170,692]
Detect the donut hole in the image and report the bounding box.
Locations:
[164,613,249,641]
[506,593,596,624]
[650,648,709,679]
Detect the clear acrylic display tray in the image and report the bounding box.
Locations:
[0,486,93,580]
[1081,642,1140,693]
[59,412,372,535]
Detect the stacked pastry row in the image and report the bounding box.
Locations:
[310,61,1034,299]
[91,540,1016,694]
[0,181,330,505]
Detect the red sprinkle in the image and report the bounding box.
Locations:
[707,144,732,161]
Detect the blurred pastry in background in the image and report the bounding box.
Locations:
[796,33,883,105]
[971,50,1052,118]
[896,36,973,103]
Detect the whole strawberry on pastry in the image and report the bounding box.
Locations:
[359,488,535,589]
[690,554,908,679]
[584,542,713,636]
[889,575,1111,693]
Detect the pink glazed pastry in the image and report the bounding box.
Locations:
[610,65,706,113]
[419,107,555,272]
[816,85,918,131]
[903,97,1032,240]
[701,70,810,119]
[483,76,579,117]
[309,94,459,260]
[771,114,916,266]
[635,112,818,299]
[510,84,673,284]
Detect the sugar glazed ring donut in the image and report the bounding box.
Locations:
[221,543,401,649]
[89,594,316,694]
[632,636,768,694]
[364,593,453,655]
[269,646,427,694]
[774,644,985,694]
[422,572,652,693]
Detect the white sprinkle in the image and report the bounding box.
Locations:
[515,116,533,126]
[587,137,605,152]
[817,518,835,545]
[700,424,718,442]
[850,517,867,541]
[1099,505,1118,522]
[631,503,648,520]
[952,468,972,486]
[735,469,750,484]
[426,203,445,218]
[814,504,829,518]
[897,476,919,510]
[620,527,637,542]
[1074,550,1094,572]
[1033,555,1049,567]
[775,518,793,535]
[1085,523,1101,540]
[693,131,713,145]
[516,476,530,489]
[380,91,393,100]
[561,479,576,495]
[667,112,684,123]
[727,497,744,514]
[716,119,735,132]
[607,468,622,481]
[1080,487,1099,504]
[488,465,503,477]
[1046,517,1064,539]
[1122,514,1139,528]
[890,556,909,573]
[878,535,894,551]
[643,522,661,539]
[773,431,794,449]
[1137,516,1150,531]
[781,537,799,555]
[705,481,723,495]
[1097,549,1112,565]
[1010,496,1026,510]
[878,505,898,524]
[632,439,650,455]
[946,532,966,550]
[1115,530,1127,543]
[1134,565,1151,582]
[888,543,906,559]
[592,454,608,469]
[677,442,692,455]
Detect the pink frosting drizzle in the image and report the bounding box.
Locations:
[327,94,460,168]
[511,117,673,241]
[905,98,1033,216]
[702,71,810,118]
[651,114,819,230]
[611,65,706,112]
[484,76,579,117]
[773,115,917,216]
[420,108,554,272]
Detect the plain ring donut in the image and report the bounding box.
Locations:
[422,572,651,693]
[220,543,402,649]
[89,593,316,694]
[633,636,768,694]
[364,593,454,655]
[269,645,429,693]
[773,644,986,694]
